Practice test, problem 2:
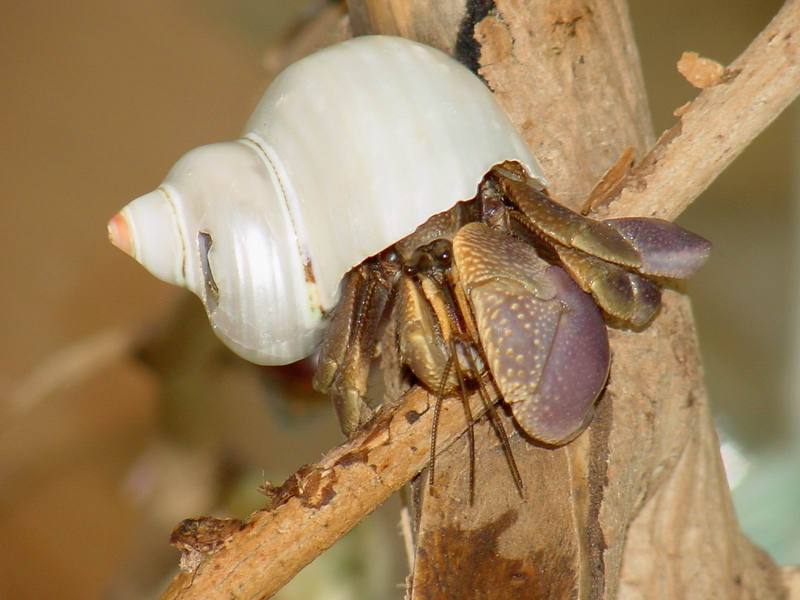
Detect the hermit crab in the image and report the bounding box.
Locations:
[109,36,709,449]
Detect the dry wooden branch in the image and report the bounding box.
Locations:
[381,1,661,597]
[160,1,800,598]
[785,567,800,596]
[599,0,800,222]
[161,386,486,599]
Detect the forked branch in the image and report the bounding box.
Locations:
[160,2,800,598]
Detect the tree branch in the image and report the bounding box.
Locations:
[159,1,800,598]
[600,0,800,221]
[161,387,485,599]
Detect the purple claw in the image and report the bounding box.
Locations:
[508,266,610,444]
[455,223,610,445]
[603,218,711,278]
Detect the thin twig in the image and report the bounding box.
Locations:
[159,2,800,598]
[599,0,800,222]
[161,387,485,599]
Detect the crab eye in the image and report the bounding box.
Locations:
[429,239,452,268]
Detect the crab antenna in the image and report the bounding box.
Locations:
[463,343,525,498]
[451,339,477,506]
[428,352,454,489]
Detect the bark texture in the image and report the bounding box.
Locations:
[159,1,800,598]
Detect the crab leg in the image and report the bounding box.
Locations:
[314,268,365,394]
[554,245,662,327]
[492,166,710,329]
[314,264,391,436]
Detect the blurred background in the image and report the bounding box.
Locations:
[1,0,797,598]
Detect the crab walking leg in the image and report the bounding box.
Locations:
[507,209,662,327]
[494,165,709,328]
[453,223,610,444]
[493,165,710,277]
[314,269,365,393]
[314,265,390,436]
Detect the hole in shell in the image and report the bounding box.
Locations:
[197,231,219,312]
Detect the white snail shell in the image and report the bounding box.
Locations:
[109,35,544,365]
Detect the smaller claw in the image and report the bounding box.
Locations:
[555,245,662,327]
[397,276,457,395]
[603,217,711,278]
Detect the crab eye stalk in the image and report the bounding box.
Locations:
[430,239,453,269]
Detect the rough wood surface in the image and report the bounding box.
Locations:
[159,1,800,598]
[262,1,349,79]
